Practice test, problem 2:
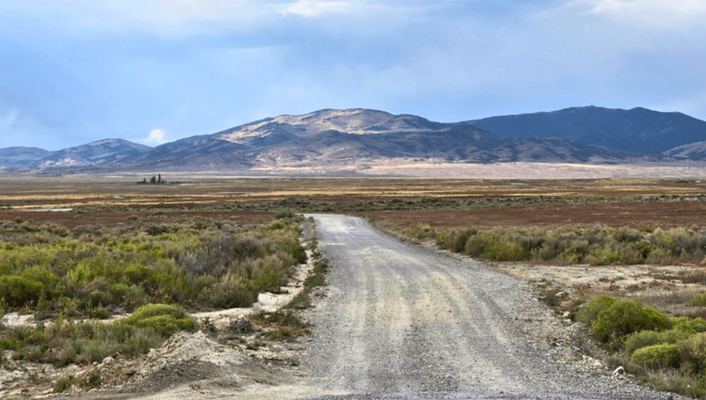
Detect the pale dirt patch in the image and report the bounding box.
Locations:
[495,263,702,289]
[491,262,706,316]
[359,161,706,179]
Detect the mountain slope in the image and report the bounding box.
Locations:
[36,139,151,168]
[663,141,706,160]
[468,106,706,155]
[0,147,54,168]
[112,109,637,171]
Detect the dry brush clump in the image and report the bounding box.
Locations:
[418,224,706,265]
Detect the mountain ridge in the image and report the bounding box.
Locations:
[1,106,704,173]
[468,106,706,155]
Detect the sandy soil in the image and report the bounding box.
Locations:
[359,162,706,180]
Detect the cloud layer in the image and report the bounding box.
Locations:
[0,0,705,149]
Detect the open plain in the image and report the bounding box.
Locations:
[1,176,706,399]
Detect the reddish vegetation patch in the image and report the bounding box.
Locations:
[355,201,706,230]
[0,210,274,228]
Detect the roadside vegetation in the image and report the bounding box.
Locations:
[0,215,307,371]
[579,295,706,398]
[245,231,329,345]
[404,223,706,265]
[0,216,306,317]
[400,221,706,398]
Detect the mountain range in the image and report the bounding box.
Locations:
[1,106,705,174]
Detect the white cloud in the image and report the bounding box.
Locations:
[144,129,167,144]
[281,0,356,17]
[569,0,706,29]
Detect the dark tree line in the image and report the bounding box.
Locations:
[137,174,165,184]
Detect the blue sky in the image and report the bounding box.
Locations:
[1,0,706,150]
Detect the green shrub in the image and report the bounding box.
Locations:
[624,329,692,355]
[122,304,197,336]
[645,248,672,264]
[631,343,681,370]
[464,231,492,256]
[80,371,102,391]
[428,225,706,265]
[0,275,45,307]
[22,266,63,298]
[251,273,281,293]
[106,283,149,309]
[198,281,256,309]
[283,240,307,264]
[0,218,306,318]
[445,228,476,253]
[53,376,72,393]
[671,317,706,334]
[576,296,617,326]
[592,299,671,347]
[405,223,435,240]
[269,220,289,230]
[273,210,295,219]
[678,332,706,375]
[687,292,706,307]
[645,371,706,399]
[482,237,530,261]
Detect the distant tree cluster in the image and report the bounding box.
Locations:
[137,174,166,185]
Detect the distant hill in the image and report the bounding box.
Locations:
[5,107,706,174]
[36,139,150,169]
[0,139,150,169]
[112,109,636,171]
[0,147,54,168]
[468,106,706,155]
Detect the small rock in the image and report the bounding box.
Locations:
[102,356,114,365]
[593,360,602,368]
[562,311,571,319]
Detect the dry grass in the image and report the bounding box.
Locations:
[1,176,705,210]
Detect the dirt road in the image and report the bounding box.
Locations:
[300,214,680,400]
[72,214,683,400]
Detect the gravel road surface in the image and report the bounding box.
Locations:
[300,214,682,400]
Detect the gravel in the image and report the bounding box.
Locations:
[299,214,685,400]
